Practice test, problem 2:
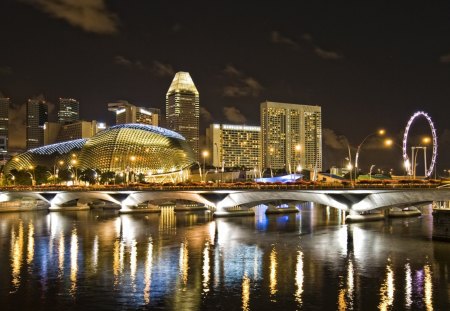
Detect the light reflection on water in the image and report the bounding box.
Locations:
[0,204,447,310]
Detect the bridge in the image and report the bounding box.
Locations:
[1,187,449,218]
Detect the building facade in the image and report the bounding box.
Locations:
[27,98,48,150]
[5,124,196,184]
[166,72,199,160]
[57,98,79,124]
[0,97,9,155]
[260,101,322,173]
[108,101,160,126]
[44,120,107,145]
[206,124,261,169]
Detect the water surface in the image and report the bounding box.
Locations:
[0,204,448,310]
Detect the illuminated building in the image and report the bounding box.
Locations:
[260,101,322,172]
[57,98,79,124]
[26,98,48,150]
[166,72,199,160]
[206,124,261,169]
[44,121,107,145]
[5,124,195,182]
[0,97,9,154]
[108,101,160,126]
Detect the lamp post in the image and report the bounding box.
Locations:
[202,150,209,183]
[70,158,78,185]
[346,142,353,186]
[354,129,385,179]
[7,173,15,185]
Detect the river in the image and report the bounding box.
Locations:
[0,204,448,310]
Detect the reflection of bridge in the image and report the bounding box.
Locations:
[1,188,449,216]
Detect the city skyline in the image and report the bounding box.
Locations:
[0,0,449,171]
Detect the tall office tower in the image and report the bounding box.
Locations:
[260,101,322,173]
[27,98,48,150]
[0,97,9,154]
[166,72,199,159]
[58,98,80,124]
[206,124,261,169]
[108,101,160,126]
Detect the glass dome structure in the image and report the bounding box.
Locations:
[4,124,196,181]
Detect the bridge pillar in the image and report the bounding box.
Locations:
[213,205,254,218]
[387,206,421,218]
[120,202,161,214]
[265,203,299,215]
[432,204,450,241]
[346,209,384,223]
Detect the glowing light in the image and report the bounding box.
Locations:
[27,221,34,265]
[424,264,433,311]
[294,250,304,305]
[405,263,412,308]
[92,235,98,273]
[70,228,78,296]
[202,241,210,294]
[58,234,65,278]
[384,139,393,147]
[10,221,24,292]
[402,111,437,177]
[179,241,189,286]
[130,238,137,290]
[269,247,278,298]
[144,237,153,305]
[379,259,395,311]
[242,273,250,311]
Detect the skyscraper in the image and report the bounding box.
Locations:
[58,98,79,124]
[261,101,322,174]
[0,97,9,155]
[206,124,261,169]
[108,101,160,126]
[27,98,48,150]
[166,72,199,159]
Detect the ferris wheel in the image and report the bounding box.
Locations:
[402,111,438,177]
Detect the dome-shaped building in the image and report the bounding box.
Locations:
[4,124,196,183]
[78,124,195,176]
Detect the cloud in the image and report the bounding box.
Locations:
[301,33,312,42]
[270,31,299,49]
[440,53,450,63]
[27,0,119,34]
[322,128,348,149]
[114,55,144,70]
[222,65,263,97]
[0,66,13,75]
[223,107,247,124]
[314,47,343,60]
[152,61,175,77]
[200,107,213,122]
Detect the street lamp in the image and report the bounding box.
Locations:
[269,147,274,178]
[202,150,209,182]
[7,173,15,185]
[354,129,385,178]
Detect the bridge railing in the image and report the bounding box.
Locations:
[0,181,446,192]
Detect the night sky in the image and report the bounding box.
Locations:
[1,0,449,174]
